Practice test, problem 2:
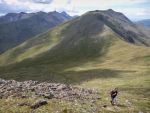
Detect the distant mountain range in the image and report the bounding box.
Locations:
[0,9,150,81]
[0,11,72,54]
[137,19,150,29]
[0,12,34,24]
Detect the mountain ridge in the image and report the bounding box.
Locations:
[0,9,150,68]
[0,9,149,113]
[0,11,72,54]
[86,10,150,46]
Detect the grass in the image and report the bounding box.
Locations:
[0,38,150,112]
[0,69,149,113]
[79,69,150,112]
[0,13,150,112]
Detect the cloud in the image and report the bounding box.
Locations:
[0,0,53,14]
[66,0,150,20]
[121,7,150,20]
[0,0,29,14]
[19,0,53,4]
[0,0,149,20]
[32,0,52,4]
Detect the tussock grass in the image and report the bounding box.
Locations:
[0,14,150,112]
[0,38,150,112]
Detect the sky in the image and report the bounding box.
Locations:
[0,0,150,21]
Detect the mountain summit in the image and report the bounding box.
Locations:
[0,6,149,112]
[86,9,150,45]
[0,9,150,81]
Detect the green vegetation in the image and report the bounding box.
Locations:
[0,10,150,112]
[0,33,149,112]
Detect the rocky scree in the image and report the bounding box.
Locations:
[0,78,98,100]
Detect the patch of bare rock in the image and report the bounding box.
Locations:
[0,78,98,100]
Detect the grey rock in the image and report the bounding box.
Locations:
[30,99,48,109]
[44,93,54,99]
[0,78,98,100]
[96,96,101,100]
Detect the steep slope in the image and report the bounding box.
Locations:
[137,19,150,28]
[0,9,150,81]
[88,9,150,46]
[0,9,150,113]
[0,11,117,66]
[0,11,72,54]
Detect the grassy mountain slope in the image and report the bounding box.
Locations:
[0,36,150,112]
[0,10,150,67]
[0,10,150,112]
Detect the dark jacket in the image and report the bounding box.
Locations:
[110,90,118,98]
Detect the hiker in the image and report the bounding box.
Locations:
[110,87,118,105]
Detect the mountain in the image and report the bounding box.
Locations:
[0,9,150,113]
[137,19,150,28]
[0,11,72,54]
[0,12,34,24]
[0,9,150,81]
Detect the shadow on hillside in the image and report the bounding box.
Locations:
[0,16,115,83]
[0,65,135,85]
[0,25,121,84]
[0,39,112,83]
[59,68,135,84]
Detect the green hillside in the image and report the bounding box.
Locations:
[0,10,150,112]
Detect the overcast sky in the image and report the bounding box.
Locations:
[0,0,150,21]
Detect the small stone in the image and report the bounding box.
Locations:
[102,105,107,108]
[91,100,96,103]
[138,111,143,113]
[44,93,54,99]
[0,94,3,99]
[21,95,27,98]
[96,96,101,100]
[30,99,48,109]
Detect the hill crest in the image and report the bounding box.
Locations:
[0,9,150,67]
